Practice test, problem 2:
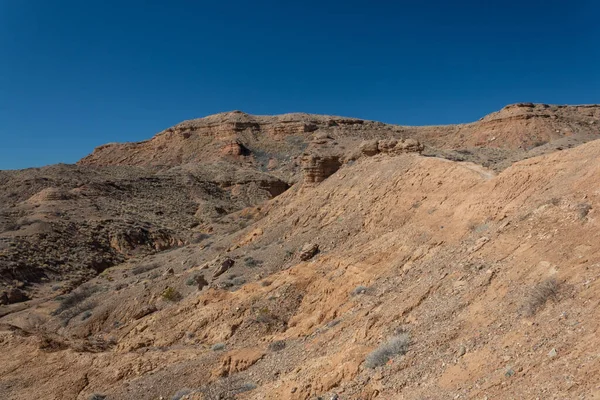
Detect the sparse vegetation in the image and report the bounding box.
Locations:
[268,340,286,352]
[522,278,559,316]
[132,262,161,275]
[212,343,225,351]
[88,394,106,400]
[52,285,98,316]
[199,377,257,400]
[351,285,369,296]
[364,333,410,369]
[244,256,263,268]
[172,388,193,400]
[161,286,183,302]
[576,203,592,219]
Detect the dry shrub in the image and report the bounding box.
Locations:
[522,278,559,316]
[161,287,183,302]
[365,333,410,369]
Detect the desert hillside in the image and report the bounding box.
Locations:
[1,104,600,399]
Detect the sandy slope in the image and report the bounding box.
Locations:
[2,132,600,399]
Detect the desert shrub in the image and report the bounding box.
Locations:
[131,262,160,275]
[351,285,369,296]
[200,377,257,400]
[232,276,246,286]
[53,285,98,316]
[244,257,263,268]
[172,389,193,400]
[212,343,225,351]
[576,203,592,219]
[88,394,106,400]
[161,287,183,302]
[186,277,197,286]
[326,319,341,328]
[268,340,286,352]
[364,333,410,369]
[81,310,93,321]
[237,383,257,393]
[522,278,559,316]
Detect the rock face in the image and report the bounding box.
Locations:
[220,140,249,157]
[301,154,342,184]
[361,138,424,157]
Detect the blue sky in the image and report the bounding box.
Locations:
[1,1,598,169]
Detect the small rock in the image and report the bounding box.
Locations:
[300,243,319,261]
[291,387,297,393]
[164,267,175,276]
[505,367,515,377]
[213,258,235,279]
[457,345,466,357]
[548,348,557,358]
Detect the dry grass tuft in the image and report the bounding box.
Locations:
[365,333,410,369]
[522,278,559,316]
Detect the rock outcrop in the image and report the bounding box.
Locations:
[301,154,342,184]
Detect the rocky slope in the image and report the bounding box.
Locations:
[0,103,600,399]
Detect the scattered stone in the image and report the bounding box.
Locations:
[164,267,175,276]
[548,348,557,358]
[457,345,466,357]
[300,243,319,261]
[213,258,235,279]
[0,288,29,305]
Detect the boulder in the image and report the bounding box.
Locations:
[213,258,235,279]
[300,243,319,261]
[359,140,380,156]
[0,288,29,305]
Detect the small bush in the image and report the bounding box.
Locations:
[268,340,286,352]
[351,285,369,296]
[237,383,257,393]
[88,395,106,400]
[172,389,193,400]
[53,286,99,316]
[364,333,410,369]
[244,257,263,268]
[523,278,559,316]
[81,311,93,321]
[212,343,225,351]
[200,377,257,400]
[161,287,183,302]
[232,277,246,286]
[131,262,160,275]
[186,277,197,286]
[577,203,592,219]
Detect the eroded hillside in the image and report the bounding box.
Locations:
[1,104,600,399]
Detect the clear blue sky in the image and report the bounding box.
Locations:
[1,1,598,169]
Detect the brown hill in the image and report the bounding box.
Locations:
[79,104,600,173]
[0,104,600,399]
